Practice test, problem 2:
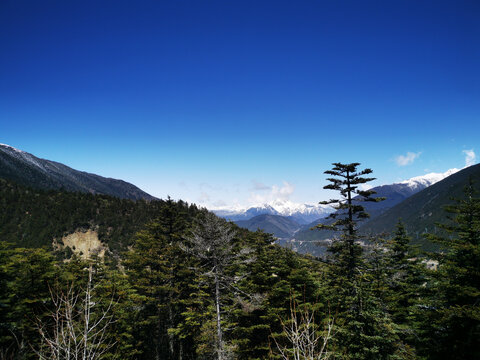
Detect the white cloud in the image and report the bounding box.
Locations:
[463,149,476,167]
[251,180,270,191]
[248,181,295,205]
[360,184,373,191]
[395,152,421,166]
[273,182,295,200]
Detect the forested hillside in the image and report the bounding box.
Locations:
[0,180,329,359]
[0,178,194,252]
[1,163,479,359]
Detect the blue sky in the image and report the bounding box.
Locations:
[1,0,479,208]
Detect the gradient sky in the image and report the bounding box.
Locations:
[1,0,479,209]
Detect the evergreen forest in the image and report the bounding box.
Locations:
[0,163,479,360]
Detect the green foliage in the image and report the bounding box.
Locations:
[1,167,479,359]
[420,180,480,359]
[317,162,384,277]
[230,231,327,359]
[317,163,408,359]
[0,178,198,252]
[124,198,199,359]
[384,222,425,329]
[0,244,58,359]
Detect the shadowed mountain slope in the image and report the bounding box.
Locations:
[235,214,301,239]
[0,143,156,200]
[359,163,480,249]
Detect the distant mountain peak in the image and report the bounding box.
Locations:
[213,200,333,224]
[398,168,460,189]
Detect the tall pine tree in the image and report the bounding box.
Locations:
[316,163,404,359]
[316,163,383,280]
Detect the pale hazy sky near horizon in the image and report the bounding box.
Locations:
[1,0,479,209]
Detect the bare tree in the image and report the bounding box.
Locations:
[183,212,252,360]
[34,266,116,360]
[273,296,333,360]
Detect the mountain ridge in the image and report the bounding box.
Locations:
[235,214,301,239]
[214,200,333,224]
[358,163,480,249]
[0,143,156,201]
[229,167,462,255]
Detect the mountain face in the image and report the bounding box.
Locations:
[214,201,333,225]
[0,144,156,201]
[215,170,460,227]
[284,168,460,255]
[216,168,461,256]
[235,214,301,239]
[359,164,480,250]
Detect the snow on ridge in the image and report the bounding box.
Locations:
[0,143,25,154]
[214,167,463,219]
[0,143,47,171]
[398,168,460,189]
[211,200,333,217]
[266,199,332,216]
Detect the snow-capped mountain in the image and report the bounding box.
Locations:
[398,168,460,189]
[288,167,464,255]
[214,168,461,227]
[213,200,333,225]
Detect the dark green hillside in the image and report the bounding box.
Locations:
[235,214,301,238]
[0,178,198,251]
[0,178,332,359]
[1,162,479,359]
[360,163,480,248]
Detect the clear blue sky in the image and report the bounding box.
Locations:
[1,0,479,208]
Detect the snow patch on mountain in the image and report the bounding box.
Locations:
[398,168,460,189]
[214,168,463,224]
[0,143,25,153]
[0,143,48,172]
[265,199,332,217]
[212,200,333,224]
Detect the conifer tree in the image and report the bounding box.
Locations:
[230,230,327,359]
[151,196,191,359]
[316,163,383,306]
[423,180,480,359]
[317,162,383,280]
[385,221,424,327]
[368,221,425,358]
[125,199,194,360]
[0,245,58,360]
[317,163,404,359]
